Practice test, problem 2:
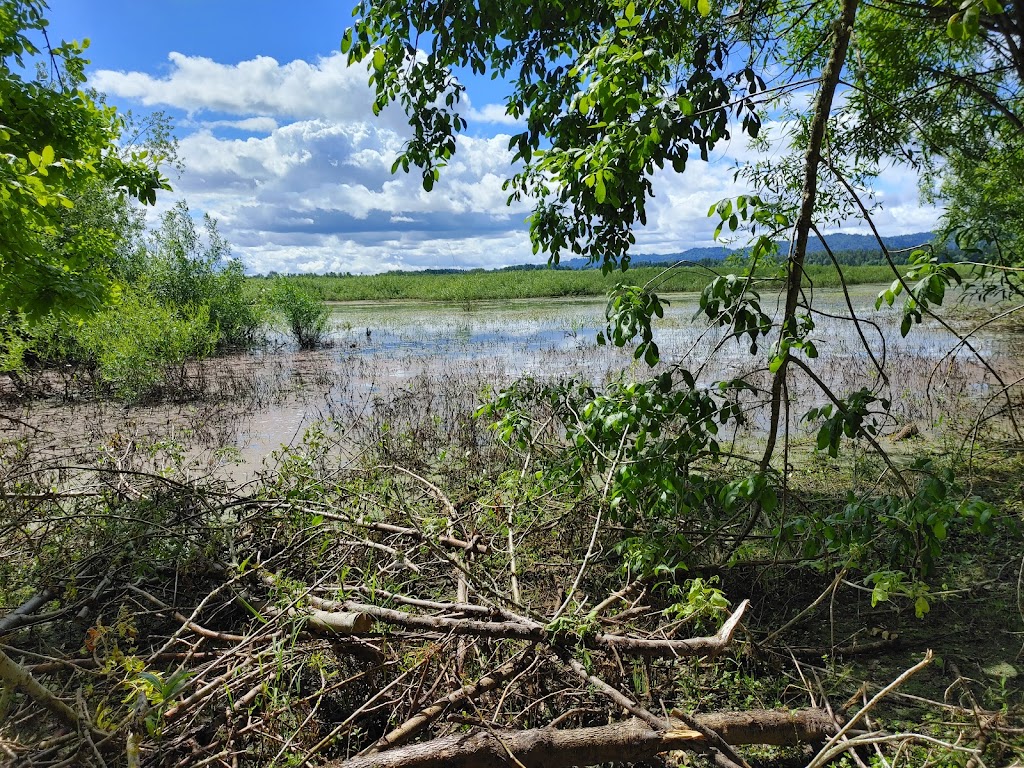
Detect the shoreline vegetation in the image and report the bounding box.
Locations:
[255,263,907,303]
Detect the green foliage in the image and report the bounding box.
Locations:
[146,202,262,349]
[843,0,1024,299]
[347,0,1020,644]
[269,279,331,350]
[479,373,770,574]
[597,283,667,365]
[804,389,889,459]
[123,669,193,737]
[74,292,217,400]
[875,249,962,337]
[697,274,773,355]
[257,264,900,303]
[0,198,263,399]
[344,0,762,270]
[665,576,731,631]
[0,0,169,316]
[782,459,1003,581]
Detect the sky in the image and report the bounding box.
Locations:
[47,1,941,275]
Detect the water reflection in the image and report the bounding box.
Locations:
[10,288,1022,480]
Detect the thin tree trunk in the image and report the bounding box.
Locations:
[760,0,860,474]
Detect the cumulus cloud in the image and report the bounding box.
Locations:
[93,51,537,273]
[466,102,525,127]
[94,51,939,274]
[96,52,387,122]
[200,116,279,133]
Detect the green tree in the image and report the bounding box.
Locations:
[343,0,1016,603]
[344,0,762,271]
[831,0,1024,295]
[0,0,169,316]
[146,201,262,348]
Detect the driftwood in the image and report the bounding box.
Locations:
[327,709,836,768]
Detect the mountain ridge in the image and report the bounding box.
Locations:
[558,231,941,269]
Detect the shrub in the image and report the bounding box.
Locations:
[75,293,218,400]
[146,202,263,349]
[270,280,331,350]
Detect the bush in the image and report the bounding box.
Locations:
[75,293,218,400]
[270,280,331,350]
[146,202,263,348]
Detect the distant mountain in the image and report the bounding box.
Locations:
[557,231,941,269]
[801,231,939,255]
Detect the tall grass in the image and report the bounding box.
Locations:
[254,264,903,303]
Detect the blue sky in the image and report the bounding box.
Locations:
[47,1,940,275]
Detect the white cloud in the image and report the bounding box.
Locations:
[467,103,525,126]
[200,116,279,133]
[94,51,941,274]
[94,52,397,124]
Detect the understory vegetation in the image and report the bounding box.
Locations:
[1,364,1022,767]
[1,201,330,401]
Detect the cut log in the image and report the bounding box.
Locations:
[326,709,835,768]
[307,608,375,634]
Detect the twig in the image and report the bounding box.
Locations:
[808,650,934,768]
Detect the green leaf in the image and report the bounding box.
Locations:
[947,12,965,38]
[697,0,711,16]
[372,48,385,72]
[816,426,831,452]
[963,5,980,35]
[900,314,912,337]
[914,595,930,618]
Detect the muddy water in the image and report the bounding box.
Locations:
[6,287,1022,481]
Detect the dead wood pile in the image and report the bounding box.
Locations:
[0,458,842,768]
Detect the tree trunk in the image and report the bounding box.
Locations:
[760,0,860,473]
[327,709,835,768]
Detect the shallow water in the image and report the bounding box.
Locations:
[8,286,1023,480]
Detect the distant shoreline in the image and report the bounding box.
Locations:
[252,264,908,303]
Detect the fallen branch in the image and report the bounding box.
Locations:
[365,648,536,753]
[557,650,749,768]
[327,709,836,768]
[312,598,748,657]
[807,650,934,768]
[0,645,85,733]
[0,589,56,636]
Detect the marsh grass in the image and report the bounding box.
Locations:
[257,264,904,303]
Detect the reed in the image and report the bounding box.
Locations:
[252,264,902,303]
